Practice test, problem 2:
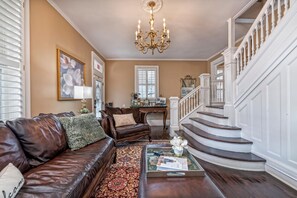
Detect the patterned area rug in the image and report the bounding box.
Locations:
[92,141,169,198]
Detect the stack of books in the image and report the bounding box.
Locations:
[156,156,188,171]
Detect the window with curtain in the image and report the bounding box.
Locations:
[135,66,159,99]
[0,0,24,120]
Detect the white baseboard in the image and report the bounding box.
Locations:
[266,164,297,190]
[147,119,170,126]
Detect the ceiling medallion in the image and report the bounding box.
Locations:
[141,0,163,13]
[135,0,170,55]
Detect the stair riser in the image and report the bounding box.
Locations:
[196,113,229,125]
[184,128,252,153]
[204,107,224,115]
[191,120,241,138]
[188,146,265,171]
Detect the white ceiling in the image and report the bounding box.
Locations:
[49,0,254,60]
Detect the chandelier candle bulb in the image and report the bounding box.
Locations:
[167,29,170,39]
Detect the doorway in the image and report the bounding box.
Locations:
[210,56,224,105]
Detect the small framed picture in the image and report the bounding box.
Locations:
[57,48,85,101]
[157,97,166,105]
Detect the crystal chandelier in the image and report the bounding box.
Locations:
[134,1,170,55]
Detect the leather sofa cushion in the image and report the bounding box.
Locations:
[6,115,68,167]
[0,123,30,173]
[116,123,150,138]
[18,137,115,198]
[39,111,75,117]
[105,107,122,117]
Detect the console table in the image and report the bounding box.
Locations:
[132,106,167,129]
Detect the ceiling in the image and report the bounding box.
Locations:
[49,0,256,60]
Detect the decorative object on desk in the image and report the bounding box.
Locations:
[74,85,93,114]
[170,136,188,157]
[181,75,196,97]
[156,97,166,105]
[134,0,170,55]
[57,48,85,100]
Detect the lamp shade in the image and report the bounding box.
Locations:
[74,86,93,99]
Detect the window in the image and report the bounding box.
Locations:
[0,0,24,120]
[135,66,159,99]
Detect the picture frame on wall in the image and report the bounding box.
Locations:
[57,48,86,101]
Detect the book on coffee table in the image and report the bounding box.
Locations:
[156,156,188,171]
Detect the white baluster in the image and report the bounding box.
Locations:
[256,24,259,52]
[260,17,264,46]
[265,11,269,39]
[243,44,247,68]
[247,36,251,62]
[271,0,275,31]
[240,51,243,72]
[277,0,281,24]
[251,32,255,57]
[236,56,240,76]
[284,0,288,14]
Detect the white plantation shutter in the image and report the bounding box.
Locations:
[0,0,24,120]
[135,66,159,99]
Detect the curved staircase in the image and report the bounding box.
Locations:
[178,105,266,171]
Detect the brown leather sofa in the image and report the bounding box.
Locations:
[0,112,116,198]
[101,107,151,145]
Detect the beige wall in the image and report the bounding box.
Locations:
[105,60,207,108]
[30,0,104,116]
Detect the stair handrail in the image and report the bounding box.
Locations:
[179,85,201,120]
[234,0,292,77]
[179,86,200,103]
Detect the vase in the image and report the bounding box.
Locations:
[173,146,183,157]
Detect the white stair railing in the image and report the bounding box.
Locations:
[234,0,293,77]
[210,79,224,104]
[179,86,201,120]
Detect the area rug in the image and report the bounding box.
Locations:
[92,140,169,198]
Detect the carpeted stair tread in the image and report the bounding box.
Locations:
[190,117,241,130]
[197,111,228,119]
[183,132,265,162]
[205,105,224,109]
[182,123,252,144]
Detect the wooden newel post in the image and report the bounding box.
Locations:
[169,97,180,136]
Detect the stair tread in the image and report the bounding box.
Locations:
[190,117,241,130]
[197,111,228,119]
[182,132,265,162]
[182,123,252,144]
[205,105,224,109]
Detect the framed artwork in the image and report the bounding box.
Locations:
[57,48,86,100]
[94,58,103,73]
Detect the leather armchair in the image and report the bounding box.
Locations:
[101,107,151,145]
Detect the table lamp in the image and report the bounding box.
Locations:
[74,86,93,114]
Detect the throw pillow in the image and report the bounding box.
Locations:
[6,115,68,167]
[113,113,137,127]
[59,113,106,151]
[0,163,24,198]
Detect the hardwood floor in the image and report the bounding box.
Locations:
[149,126,297,198]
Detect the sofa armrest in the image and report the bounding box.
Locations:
[101,111,117,139]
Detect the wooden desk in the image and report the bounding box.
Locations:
[135,106,167,129]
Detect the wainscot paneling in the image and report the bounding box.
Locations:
[233,4,297,188]
[267,75,281,158]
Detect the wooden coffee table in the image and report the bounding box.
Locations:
[138,144,225,198]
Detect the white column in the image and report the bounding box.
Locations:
[169,97,180,136]
[199,73,210,107]
[223,47,237,125]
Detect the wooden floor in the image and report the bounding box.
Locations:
[149,126,297,198]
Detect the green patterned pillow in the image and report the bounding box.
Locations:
[59,113,106,150]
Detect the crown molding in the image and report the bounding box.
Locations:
[207,35,245,61]
[47,0,106,60]
[105,58,208,61]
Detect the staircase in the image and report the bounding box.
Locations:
[177,105,266,171]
